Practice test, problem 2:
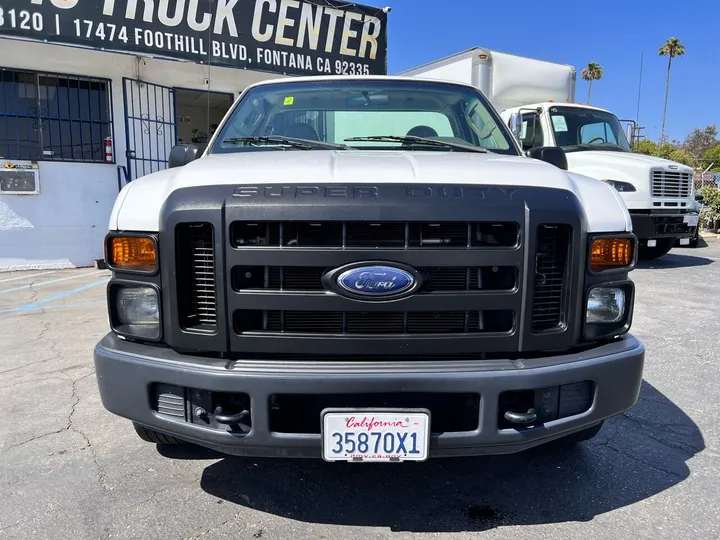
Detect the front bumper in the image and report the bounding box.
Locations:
[630,212,697,241]
[94,333,645,458]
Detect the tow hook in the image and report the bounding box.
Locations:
[213,406,250,425]
[503,408,538,425]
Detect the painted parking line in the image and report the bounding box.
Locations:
[0,278,109,314]
[2,300,107,314]
[0,271,57,284]
[0,271,106,295]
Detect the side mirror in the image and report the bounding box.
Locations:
[509,112,523,142]
[168,144,200,169]
[527,146,568,170]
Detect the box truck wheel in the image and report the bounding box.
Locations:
[639,239,673,260]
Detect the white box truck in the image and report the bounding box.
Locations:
[399,48,700,259]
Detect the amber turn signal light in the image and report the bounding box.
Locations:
[590,238,633,272]
[108,236,157,272]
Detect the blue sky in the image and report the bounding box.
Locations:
[385,0,718,144]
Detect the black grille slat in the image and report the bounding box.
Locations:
[346,312,404,333]
[423,267,468,291]
[412,223,470,247]
[247,310,513,334]
[234,266,517,292]
[176,223,217,330]
[346,223,406,247]
[407,311,466,333]
[531,224,571,333]
[230,221,519,248]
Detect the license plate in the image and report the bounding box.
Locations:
[321,409,430,462]
[684,215,699,227]
[679,238,690,245]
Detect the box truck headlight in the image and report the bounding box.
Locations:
[114,286,160,339]
[602,180,636,192]
[586,287,625,324]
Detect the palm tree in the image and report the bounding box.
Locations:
[581,62,603,103]
[658,37,685,143]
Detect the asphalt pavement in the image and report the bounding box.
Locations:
[0,240,718,540]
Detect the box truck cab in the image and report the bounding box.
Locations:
[399,48,699,260]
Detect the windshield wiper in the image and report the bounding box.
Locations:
[344,135,487,153]
[221,136,349,150]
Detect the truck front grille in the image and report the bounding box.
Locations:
[233,266,518,292]
[176,222,217,331]
[235,309,515,334]
[651,170,692,198]
[162,183,584,356]
[230,221,520,248]
[531,224,571,333]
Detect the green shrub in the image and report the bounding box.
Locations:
[699,186,720,230]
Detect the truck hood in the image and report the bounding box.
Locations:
[110,150,632,233]
[565,150,695,179]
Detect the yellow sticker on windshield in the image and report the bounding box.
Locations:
[283,96,294,106]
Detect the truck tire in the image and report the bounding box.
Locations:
[638,239,673,260]
[133,423,185,445]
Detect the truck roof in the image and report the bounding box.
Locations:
[396,47,576,77]
[242,74,482,92]
[502,102,614,115]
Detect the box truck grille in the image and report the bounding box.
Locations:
[531,224,571,332]
[176,223,217,331]
[651,170,692,198]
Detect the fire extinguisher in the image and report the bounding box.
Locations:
[104,137,113,163]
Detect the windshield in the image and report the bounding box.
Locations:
[209,79,518,155]
[548,106,632,153]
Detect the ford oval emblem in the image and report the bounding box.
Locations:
[328,264,419,299]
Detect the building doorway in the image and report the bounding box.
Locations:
[174,88,234,154]
[122,78,234,180]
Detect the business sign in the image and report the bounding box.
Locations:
[0,0,388,76]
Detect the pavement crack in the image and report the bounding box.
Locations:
[124,487,175,512]
[3,427,68,452]
[619,412,703,455]
[1,370,107,492]
[602,443,686,480]
[0,321,55,372]
[184,509,246,539]
[590,417,690,480]
[66,371,109,492]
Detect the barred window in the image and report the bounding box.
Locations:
[0,68,113,163]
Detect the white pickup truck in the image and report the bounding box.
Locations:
[95,75,644,463]
[400,47,700,259]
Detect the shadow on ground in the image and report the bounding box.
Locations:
[637,251,714,269]
[156,381,703,532]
